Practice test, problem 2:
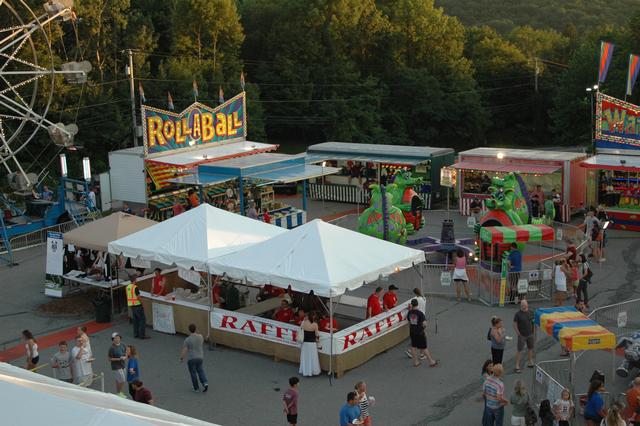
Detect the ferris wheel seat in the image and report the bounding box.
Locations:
[43,1,74,21]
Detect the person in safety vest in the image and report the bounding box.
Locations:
[126,275,149,339]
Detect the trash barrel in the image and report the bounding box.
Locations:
[93,296,111,323]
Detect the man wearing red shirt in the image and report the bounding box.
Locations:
[383,285,399,311]
[273,300,294,323]
[319,314,339,333]
[152,268,166,296]
[366,287,383,318]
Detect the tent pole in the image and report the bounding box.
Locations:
[569,351,575,397]
[329,294,334,386]
[207,272,213,350]
[112,258,117,318]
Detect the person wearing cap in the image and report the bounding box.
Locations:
[366,287,383,319]
[108,332,128,397]
[383,285,399,311]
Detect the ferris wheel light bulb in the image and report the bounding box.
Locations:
[59,154,68,177]
[82,157,91,181]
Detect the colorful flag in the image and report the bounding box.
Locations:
[167,91,174,111]
[138,82,146,103]
[240,71,245,91]
[598,41,615,84]
[192,79,199,100]
[627,54,640,97]
[218,86,224,104]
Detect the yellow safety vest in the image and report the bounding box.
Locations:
[126,283,141,307]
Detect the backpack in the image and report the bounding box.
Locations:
[584,263,593,282]
[487,328,492,341]
[525,403,538,425]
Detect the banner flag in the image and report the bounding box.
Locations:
[627,54,640,96]
[598,41,615,84]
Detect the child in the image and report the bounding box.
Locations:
[126,345,140,399]
[50,341,73,383]
[553,389,574,426]
[539,399,554,426]
[283,376,299,426]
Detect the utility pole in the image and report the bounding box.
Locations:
[534,58,539,93]
[126,49,138,147]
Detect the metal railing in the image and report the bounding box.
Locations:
[532,359,570,408]
[540,221,590,264]
[30,363,105,392]
[476,268,553,306]
[587,298,640,339]
[0,220,77,255]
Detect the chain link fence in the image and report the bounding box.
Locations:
[0,220,77,254]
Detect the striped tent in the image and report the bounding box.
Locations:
[479,224,554,244]
[534,306,615,351]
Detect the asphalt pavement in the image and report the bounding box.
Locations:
[1,206,639,425]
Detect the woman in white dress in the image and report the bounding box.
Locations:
[299,312,321,377]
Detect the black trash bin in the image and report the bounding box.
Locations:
[93,296,111,323]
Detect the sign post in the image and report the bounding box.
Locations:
[440,166,457,221]
[45,231,64,276]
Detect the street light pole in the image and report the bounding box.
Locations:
[586,84,599,154]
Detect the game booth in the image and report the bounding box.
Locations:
[533,307,616,402]
[108,92,339,228]
[452,147,590,222]
[207,219,426,377]
[580,93,640,230]
[44,213,157,314]
[107,204,286,336]
[305,142,455,208]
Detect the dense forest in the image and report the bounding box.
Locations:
[2,0,640,179]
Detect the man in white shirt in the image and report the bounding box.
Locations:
[71,337,93,386]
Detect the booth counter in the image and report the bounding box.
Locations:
[453,148,589,222]
[211,303,409,377]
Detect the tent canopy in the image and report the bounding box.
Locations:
[580,154,640,172]
[0,362,218,426]
[534,307,615,351]
[451,160,561,174]
[207,219,426,297]
[63,212,157,252]
[108,204,286,271]
[479,224,554,244]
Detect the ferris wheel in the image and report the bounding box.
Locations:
[0,0,89,191]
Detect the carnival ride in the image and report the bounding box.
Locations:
[0,0,92,264]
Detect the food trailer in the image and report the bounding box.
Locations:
[305,142,455,208]
[580,93,640,230]
[108,93,338,227]
[453,147,590,222]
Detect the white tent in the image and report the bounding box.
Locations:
[207,219,426,297]
[0,362,219,426]
[108,204,286,271]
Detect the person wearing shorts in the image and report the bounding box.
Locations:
[283,376,299,426]
[108,332,127,398]
[452,248,471,302]
[513,300,534,373]
[407,299,438,368]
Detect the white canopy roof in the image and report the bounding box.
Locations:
[0,362,218,426]
[207,219,425,297]
[108,204,286,271]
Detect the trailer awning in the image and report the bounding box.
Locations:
[166,174,237,186]
[580,154,640,172]
[452,160,561,174]
[479,224,554,244]
[246,164,341,184]
[145,141,278,167]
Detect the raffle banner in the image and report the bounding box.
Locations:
[596,93,640,151]
[212,308,301,348]
[46,231,64,276]
[331,304,408,355]
[212,304,408,356]
[142,92,247,157]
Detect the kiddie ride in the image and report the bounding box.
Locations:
[357,170,425,245]
[616,333,640,378]
[357,171,475,259]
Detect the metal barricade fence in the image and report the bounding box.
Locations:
[476,268,553,306]
[1,220,77,254]
[588,298,640,339]
[421,263,479,299]
[532,359,570,408]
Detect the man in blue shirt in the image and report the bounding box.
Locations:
[507,243,522,304]
[339,392,361,426]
